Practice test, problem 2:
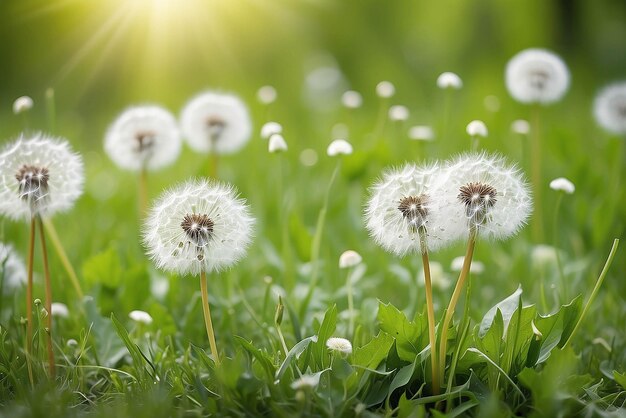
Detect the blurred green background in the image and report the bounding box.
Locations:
[0,0,625,348]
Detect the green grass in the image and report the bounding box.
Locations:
[1,1,626,416]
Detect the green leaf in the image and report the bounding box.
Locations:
[614,371,626,390]
[533,295,582,364]
[353,331,394,370]
[479,286,522,337]
[387,361,416,404]
[275,335,317,381]
[312,304,337,368]
[82,246,123,289]
[111,313,148,380]
[331,358,353,380]
[377,301,426,362]
[477,308,504,364]
[502,303,536,373]
[234,336,276,380]
[83,297,126,368]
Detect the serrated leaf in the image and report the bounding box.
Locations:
[477,309,504,364]
[353,332,394,370]
[377,301,426,362]
[533,295,582,364]
[479,286,522,337]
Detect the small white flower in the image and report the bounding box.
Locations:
[257,85,277,104]
[440,153,532,241]
[511,119,531,135]
[376,81,395,98]
[450,256,485,274]
[342,90,363,109]
[51,302,69,318]
[13,96,34,114]
[143,179,254,276]
[104,105,181,171]
[327,139,353,156]
[389,105,409,122]
[290,374,320,390]
[505,48,570,104]
[466,120,488,137]
[326,337,352,355]
[593,82,626,135]
[0,134,84,221]
[180,91,252,155]
[531,244,558,268]
[549,177,575,194]
[0,242,26,291]
[408,125,435,141]
[339,250,362,269]
[365,163,458,256]
[129,310,153,325]
[437,72,463,89]
[268,134,288,153]
[260,121,283,139]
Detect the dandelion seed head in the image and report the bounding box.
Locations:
[511,119,531,135]
[268,134,288,153]
[505,48,570,104]
[342,90,363,109]
[408,125,435,141]
[339,250,362,269]
[549,177,575,194]
[51,302,69,318]
[450,256,485,274]
[327,139,353,156]
[376,81,395,98]
[531,244,558,268]
[326,337,352,355]
[260,121,282,139]
[104,105,181,171]
[180,91,252,155]
[593,82,626,135]
[388,105,409,122]
[466,120,488,137]
[257,85,277,104]
[143,179,254,276]
[0,134,84,220]
[437,72,463,89]
[0,242,26,291]
[129,310,153,325]
[13,96,33,114]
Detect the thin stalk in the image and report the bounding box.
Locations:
[346,268,355,339]
[439,230,476,381]
[471,135,479,151]
[530,104,544,242]
[42,218,83,299]
[418,230,439,395]
[299,160,341,319]
[276,325,290,359]
[563,239,619,348]
[37,216,56,379]
[552,193,567,302]
[139,168,148,217]
[25,217,35,386]
[200,271,220,366]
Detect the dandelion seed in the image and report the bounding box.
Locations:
[291,374,320,390]
[129,310,153,325]
[339,250,362,269]
[143,179,254,276]
[180,91,252,154]
[511,119,531,135]
[0,134,84,220]
[505,48,570,104]
[408,125,435,141]
[376,81,395,98]
[0,242,26,291]
[451,256,485,274]
[51,302,69,318]
[268,134,288,153]
[260,121,282,139]
[466,120,488,138]
[327,139,353,156]
[437,72,463,89]
[549,177,575,194]
[342,90,363,109]
[104,105,181,171]
[388,105,409,122]
[326,337,352,355]
[13,96,33,114]
[257,85,277,104]
[593,82,626,135]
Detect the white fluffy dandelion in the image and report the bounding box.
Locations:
[260,121,283,139]
[327,139,353,156]
[437,72,463,89]
[268,134,288,153]
[180,91,252,154]
[389,105,409,122]
[441,153,532,241]
[342,90,363,109]
[376,81,395,98]
[0,134,84,220]
[129,309,153,325]
[505,48,570,104]
[326,337,352,355]
[593,82,626,135]
[143,179,254,276]
[104,105,181,171]
[365,163,457,256]
[0,242,26,290]
[339,250,362,269]
[549,177,575,194]
[466,120,488,137]
[408,125,435,141]
[13,96,34,114]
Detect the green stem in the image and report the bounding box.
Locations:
[346,268,355,339]
[37,216,56,379]
[530,105,544,242]
[419,232,439,395]
[200,271,220,366]
[562,239,619,348]
[552,193,567,302]
[42,218,84,299]
[25,217,35,387]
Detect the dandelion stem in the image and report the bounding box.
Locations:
[346,268,355,339]
[299,160,341,319]
[439,229,476,382]
[37,216,56,380]
[25,216,35,387]
[276,325,290,360]
[530,104,544,242]
[418,230,439,395]
[139,168,148,217]
[200,270,220,366]
[563,239,619,349]
[42,218,83,299]
[552,192,567,302]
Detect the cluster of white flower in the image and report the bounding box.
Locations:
[365,153,532,256]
